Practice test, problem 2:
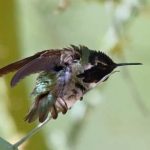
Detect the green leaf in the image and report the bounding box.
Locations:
[0,138,18,150]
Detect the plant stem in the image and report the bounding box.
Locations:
[13,116,52,149]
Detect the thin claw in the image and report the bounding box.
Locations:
[56,98,68,114]
[51,105,58,119]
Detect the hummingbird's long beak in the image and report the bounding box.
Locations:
[116,63,142,67]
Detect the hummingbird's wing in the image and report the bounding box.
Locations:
[10,52,62,87]
[0,50,47,76]
[0,48,80,87]
[0,50,63,86]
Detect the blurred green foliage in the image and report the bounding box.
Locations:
[0,138,18,150]
[0,0,150,150]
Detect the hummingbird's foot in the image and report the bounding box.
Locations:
[56,98,68,114]
[51,105,58,119]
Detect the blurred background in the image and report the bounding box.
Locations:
[0,0,150,150]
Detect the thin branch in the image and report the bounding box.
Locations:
[13,116,52,149]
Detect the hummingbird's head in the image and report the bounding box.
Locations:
[78,50,142,83]
[71,45,142,83]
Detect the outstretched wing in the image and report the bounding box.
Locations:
[0,50,62,86]
[11,55,61,87]
[0,51,47,76]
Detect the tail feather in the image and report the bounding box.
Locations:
[25,93,56,123]
[39,111,49,123]
[25,106,39,123]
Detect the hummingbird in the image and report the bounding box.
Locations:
[0,45,142,123]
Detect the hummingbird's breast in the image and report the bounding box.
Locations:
[57,63,85,109]
[58,62,100,109]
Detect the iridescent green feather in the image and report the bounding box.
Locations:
[31,72,56,97]
[25,72,57,122]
